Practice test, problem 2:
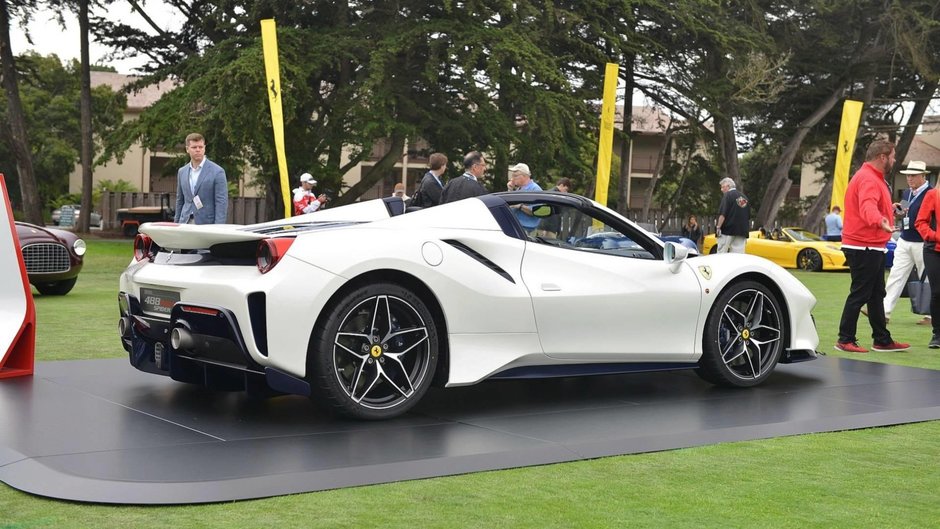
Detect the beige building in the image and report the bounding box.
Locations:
[339,138,433,200]
[68,72,257,197]
[614,105,682,209]
[800,114,940,201]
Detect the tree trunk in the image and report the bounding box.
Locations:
[801,178,832,232]
[892,79,939,172]
[712,113,739,189]
[325,0,350,172]
[617,59,635,215]
[77,0,94,234]
[332,133,406,206]
[657,139,696,232]
[755,83,846,227]
[616,128,630,214]
[641,124,672,223]
[0,0,42,224]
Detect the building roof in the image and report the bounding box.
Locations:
[614,105,678,134]
[90,71,177,112]
[905,136,940,168]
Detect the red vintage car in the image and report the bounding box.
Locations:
[15,221,86,295]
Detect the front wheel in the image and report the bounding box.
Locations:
[309,283,439,420]
[797,249,823,271]
[696,280,785,387]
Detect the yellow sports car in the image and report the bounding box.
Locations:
[701,227,847,271]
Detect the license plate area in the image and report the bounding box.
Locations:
[140,287,180,316]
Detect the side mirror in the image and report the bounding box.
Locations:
[531,204,555,218]
[664,241,689,274]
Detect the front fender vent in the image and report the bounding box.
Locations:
[442,240,515,284]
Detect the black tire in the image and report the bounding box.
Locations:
[696,280,785,387]
[709,245,717,254]
[309,283,439,420]
[34,277,78,296]
[122,223,139,237]
[797,249,823,272]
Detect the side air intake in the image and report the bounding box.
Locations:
[442,240,515,283]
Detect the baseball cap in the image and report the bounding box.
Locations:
[508,163,530,176]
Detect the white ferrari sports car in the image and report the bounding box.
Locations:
[118,192,819,420]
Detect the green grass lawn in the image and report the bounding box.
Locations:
[3,241,939,528]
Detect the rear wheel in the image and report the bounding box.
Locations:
[696,280,785,387]
[309,283,438,420]
[797,249,823,271]
[34,277,77,296]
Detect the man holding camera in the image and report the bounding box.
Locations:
[881,161,932,324]
[292,173,329,215]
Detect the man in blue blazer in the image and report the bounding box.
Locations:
[174,132,228,224]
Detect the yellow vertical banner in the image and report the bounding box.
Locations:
[830,99,864,214]
[260,19,292,218]
[594,62,619,209]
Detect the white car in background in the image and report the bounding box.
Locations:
[118,192,819,420]
[51,204,101,227]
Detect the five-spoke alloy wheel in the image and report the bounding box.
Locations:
[797,248,823,272]
[697,280,785,387]
[309,283,438,420]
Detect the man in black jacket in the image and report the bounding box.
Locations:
[441,151,489,204]
[410,152,448,208]
[715,177,750,253]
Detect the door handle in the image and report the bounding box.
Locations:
[541,283,561,291]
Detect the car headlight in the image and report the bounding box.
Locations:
[73,238,87,256]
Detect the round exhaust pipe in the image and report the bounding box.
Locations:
[170,327,195,350]
[118,317,132,338]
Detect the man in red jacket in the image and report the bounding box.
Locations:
[836,139,909,353]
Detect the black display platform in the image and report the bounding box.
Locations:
[2,356,940,504]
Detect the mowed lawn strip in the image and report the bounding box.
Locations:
[3,239,937,527]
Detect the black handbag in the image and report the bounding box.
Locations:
[908,271,931,315]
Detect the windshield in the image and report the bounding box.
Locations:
[786,228,822,242]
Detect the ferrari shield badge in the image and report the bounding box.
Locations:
[698,265,712,280]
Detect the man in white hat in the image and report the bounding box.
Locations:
[292,172,328,215]
[507,162,542,232]
[881,160,932,324]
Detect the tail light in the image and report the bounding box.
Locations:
[133,234,159,261]
[257,238,295,274]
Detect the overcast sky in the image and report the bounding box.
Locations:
[9,3,181,74]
